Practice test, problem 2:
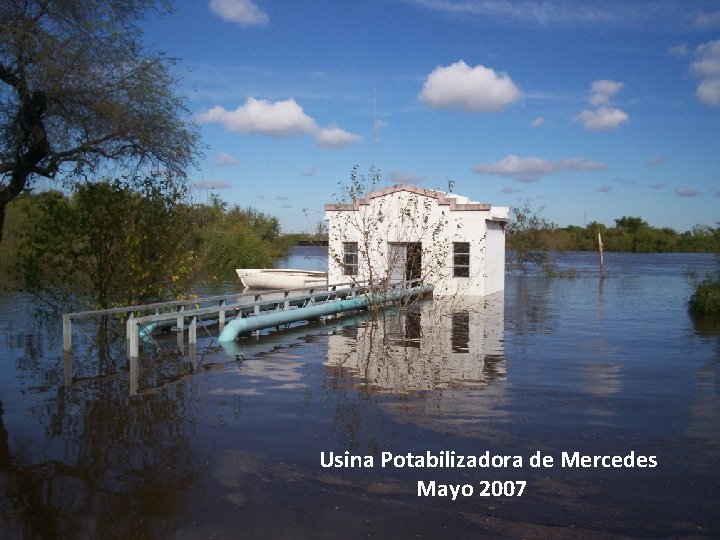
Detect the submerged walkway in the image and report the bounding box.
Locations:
[62,279,432,360]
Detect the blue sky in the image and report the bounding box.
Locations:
[143,0,720,233]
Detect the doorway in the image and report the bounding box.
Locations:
[388,242,422,285]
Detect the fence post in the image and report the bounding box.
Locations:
[176,306,185,333]
[219,300,226,329]
[62,314,72,353]
[127,314,139,359]
[189,316,197,345]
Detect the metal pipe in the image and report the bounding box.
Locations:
[218,285,432,343]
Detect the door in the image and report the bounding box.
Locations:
[387,242,422,285]
[387,243,406,285]
[405,242,422,281]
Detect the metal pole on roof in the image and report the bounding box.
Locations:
[372,88,377,177]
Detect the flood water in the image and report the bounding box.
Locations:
[0,248,718,539]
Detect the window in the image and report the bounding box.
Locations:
[453,242,470,277]
[451,312,470,353]
[343,242,358,275]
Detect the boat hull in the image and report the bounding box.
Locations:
[236,268,327,290]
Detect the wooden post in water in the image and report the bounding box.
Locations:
[189,315,197,345]
[127,314,139,358]
[63,351,73,386]
[62,314,72,352]
[598,232,606,279]
[176,306,185,334]
[129,355,139,396]
[188,315,197,367]
[219,300,226,330]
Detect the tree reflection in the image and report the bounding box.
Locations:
[504,276,554,336]
[0,332,201,538]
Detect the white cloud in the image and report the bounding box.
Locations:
[472,155,605,181]
[573,107,629,131]
[214,152,239,167]
[198,98,316,137]
[406,0,622,26]
[409,1,716,31]
[697,79,720,105]
[531,117,545,128]
[574,80,628,130]
[696,39,720,59]
[419,60,522,112]
[694,10,720,30]
[675,186,698,197]
[209,0,269,27]
[387,168,426,185]
[691,58,720,78]
[588,79,624,106]
[315,126,363,150]
[690,39,720,106]
[198,97,362,150]
[668,44,690,58]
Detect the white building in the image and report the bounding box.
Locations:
[324,185,509,296]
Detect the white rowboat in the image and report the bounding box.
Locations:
[236,268,327,290]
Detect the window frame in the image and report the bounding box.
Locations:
[342,241,359,276]
[453,242,470,278]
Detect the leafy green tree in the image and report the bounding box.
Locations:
[506,204,558,273]
[614,216,648,233]
[0,0,200,240]
[192,203,289,281]
[15,175,194,308]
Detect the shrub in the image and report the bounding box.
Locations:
[689,271,720,318]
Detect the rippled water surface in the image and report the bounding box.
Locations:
[0,249,718,539]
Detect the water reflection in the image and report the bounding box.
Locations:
[325,295,506,394]
[0,380,199,538]
[1,252,719,538]
[505,277,555,335]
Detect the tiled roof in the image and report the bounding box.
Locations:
[324,184,492,211]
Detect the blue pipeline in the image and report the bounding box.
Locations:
[219,312,370,358]
[218,285,432,343]
[139,312,233,339]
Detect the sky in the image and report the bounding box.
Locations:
[142,0,720,233]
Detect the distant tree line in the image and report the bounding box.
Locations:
[0,178,294,308]
[507,207,720,254]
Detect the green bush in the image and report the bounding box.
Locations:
[689,271,720,318]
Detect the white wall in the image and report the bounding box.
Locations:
[325,187,508,296]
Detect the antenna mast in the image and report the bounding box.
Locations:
[372,88,376,177]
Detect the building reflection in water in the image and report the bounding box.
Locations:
[325,294,506,395]
[323,295,509,441]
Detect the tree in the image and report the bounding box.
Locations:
[0,0,200,240]
[506,204,557,273]
[614,216,648,233]
[192,202,288,280]
[16,174,195,308]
